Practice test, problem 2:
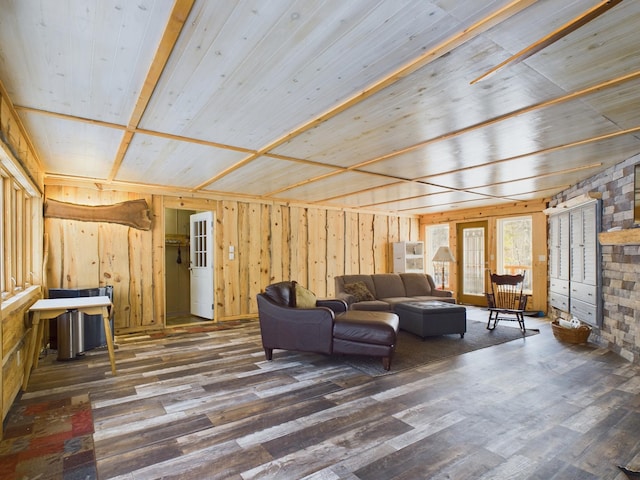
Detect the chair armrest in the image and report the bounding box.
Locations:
[316,298,348,314]
[432,289,453,298]
[335,291,356,306]
[257,294,334,354]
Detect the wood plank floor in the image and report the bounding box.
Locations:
[21,308,640,480]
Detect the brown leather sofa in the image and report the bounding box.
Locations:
[257,281,399,370]
[335,273,455,311]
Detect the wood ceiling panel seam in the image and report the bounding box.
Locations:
[470,0,623,84]
[108,0,196,183]
[414,125,640,183]
[467,163,603,190]
[21,65,639,186]
[190,0,538,192]
[348,69,640,172]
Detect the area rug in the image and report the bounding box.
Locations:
[345,320,539,376]
[0,393,97,480]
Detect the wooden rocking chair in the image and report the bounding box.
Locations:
[486,271,529,333]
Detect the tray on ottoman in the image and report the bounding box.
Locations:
[394,300,466,339]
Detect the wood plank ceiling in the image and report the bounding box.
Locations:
[0,0,639,214]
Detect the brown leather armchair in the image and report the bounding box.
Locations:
[257,281,399,370]
[257,281,347,359]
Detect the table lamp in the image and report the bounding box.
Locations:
[432,246,456,290]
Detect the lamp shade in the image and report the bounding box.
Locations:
[432,246,456,263]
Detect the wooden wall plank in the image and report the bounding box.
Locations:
[359,213,374,274]
[387,216,400,271]
[531,212,549,313]
[237,202,251,314]
[218,201,240,318]
[326,210,345,297]
[289,207,309,285]
[373,215,388,274]
[307,208,327,297]
[345,212,359,275]
[269,204,283,283]
[281,206,292,281]
[99,223,131,330]
[398,217,411,242]
[151,196,165,328]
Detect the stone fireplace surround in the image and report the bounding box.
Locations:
[549,155,640,363]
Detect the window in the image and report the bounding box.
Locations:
[1,165,39,300]
[425,224,450,287]
[497,216,532,292]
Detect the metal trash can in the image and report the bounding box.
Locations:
[56,310,84,360]
[49,285,114,359]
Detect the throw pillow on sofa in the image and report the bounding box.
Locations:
[344,281,375,302]
[294,282,317,308]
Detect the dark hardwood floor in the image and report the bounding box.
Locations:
[20,308,640,479]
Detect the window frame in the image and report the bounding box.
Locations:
[496,215,533,293]
[0,162,40,301]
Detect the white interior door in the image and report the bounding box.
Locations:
[189,211,214,319]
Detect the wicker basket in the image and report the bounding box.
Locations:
[551,320,592,344]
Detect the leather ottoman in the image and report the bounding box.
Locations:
[333,310,399,370]
[394,300,466,339]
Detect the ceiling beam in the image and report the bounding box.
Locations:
[107,0,196,182]
[470,0,623,84]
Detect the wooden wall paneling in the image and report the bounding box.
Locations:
[98,223,132,330]
[218,200,240,319]
[325,209,345,297]
[307,208,327,297]
[63,220,100,288]
[531,212,549,313]
[237,202,251,314]
[44,218,61,289]
[280,206,291,282]
[258,204,272,310]
[387,216,400,271]
[246,203,263,314]
[345,211,359,274]
[269,204,284,284]
[289,206,309,285]
[127,227,155,327]
[151,196,165,328]
[373,214,388,273]
[398,217,411,243]
[0,93,43,190]
[358,213,374,274]
[1,287,41,425]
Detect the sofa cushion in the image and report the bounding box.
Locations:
[343,281,375,302]
[337,275,377,298]
[264,281,295,307]
[350,300,393,311]
[379,297,416,308]
[400,273,432,296]
[295,283,317,308]
[371,274,406,298]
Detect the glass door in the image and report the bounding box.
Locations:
[456,221,488,305]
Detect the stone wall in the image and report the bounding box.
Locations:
[549,155,640,363]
